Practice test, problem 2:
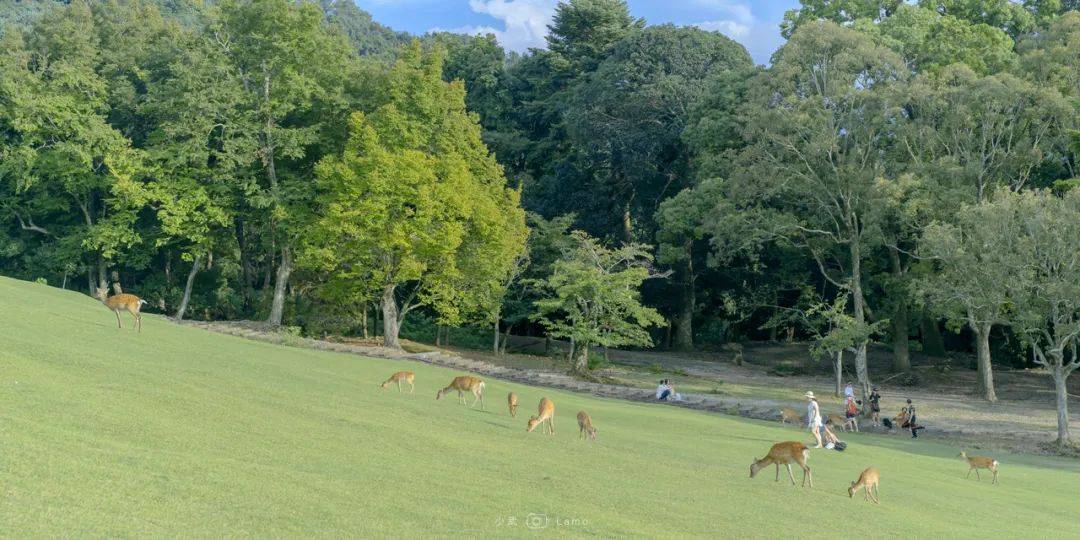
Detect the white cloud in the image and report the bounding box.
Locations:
[693,19,750,38]
[440,0,557,52]
[693,0,754,24]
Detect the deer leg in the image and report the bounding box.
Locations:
[115,310,123,329]
[786,464,796,485]
[992,470,998,485]
[975,469,981,480]
[774,464,780,482]
[966,468,973,479]
[804,466,812,488]
[409,381,415,394]
[136,314,141,332]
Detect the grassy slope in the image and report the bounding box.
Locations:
[1,276,1077,538]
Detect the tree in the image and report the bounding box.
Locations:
[727,21,908,401]
[565,25,753,242]
[782,1,903,38]
[546,0,643,73]
[1006,189,1080,445]
[302,42,527,348]
[533,231,665,374]
[215,0,356,327]
[917,0,1036,37]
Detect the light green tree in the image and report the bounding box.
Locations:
[302,42,527,348]
[532,231,666,374]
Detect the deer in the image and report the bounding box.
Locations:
[526,397,555,435]
[959,451,999,484]
[848,467,880,503]
[379,371,415,394]
[780,407,801,425]
[827,413,857,432]
[436,376,485,409]
[95,287,147,332]
[507,392,518,417]
[750,441,812,487]
[576,410,597,440]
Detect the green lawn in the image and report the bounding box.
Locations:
[1,276,1077,538]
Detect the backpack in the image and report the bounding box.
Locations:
[834,441,847,451]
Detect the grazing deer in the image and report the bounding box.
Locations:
[436,376,485,409]
[379,371,415,394]
[780,407,801,425]
[959,451,999,484]
[527,397,555,435]
[95,288,147,332]
[576,410,597,440]
[507,392,518,417]
[848,467,880,503]
[750,441,812,487]
[827,413,858,432]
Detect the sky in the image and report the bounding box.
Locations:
[354,0,801,65]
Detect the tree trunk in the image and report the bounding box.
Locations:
[971,321,997,402]
[267,247,292,327]
[381,284,401,349]
[175,253,202,321]
[850,240,872,402]
[493,317,500,355]
[1052,364,1071,444]
[834,350,843,397]
[572,342,590,374]
[435,325,442,346]
[544,335,552,356]
[674,261,694,351]
[361,303,369,339]
[97,258,108,293]
[921,316,947,357]
[892,314,911,372]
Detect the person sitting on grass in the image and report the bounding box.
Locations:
[656,379,672,401]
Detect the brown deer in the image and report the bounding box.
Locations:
[379,371,415,394]
[436,376,485,409]
[527,397,555,435]
[827,413,858,432]
[507,392,518,417]
[576,410,597,440]
[780,407,801,425]
[750,441,812,487]
[848,467,880,503]
[95,288,147,332]
[959,451,999,484]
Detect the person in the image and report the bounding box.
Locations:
[806,391,824,448]
[902,398,925,438]
[656,379,672,401]
[868,386,882,426]
[844,381,854,399]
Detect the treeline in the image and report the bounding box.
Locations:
[1,0,1079,444]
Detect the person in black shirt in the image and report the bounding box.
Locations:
[903,398,925,438]
[869,387,882,426]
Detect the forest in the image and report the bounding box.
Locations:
[0,0,1078,445]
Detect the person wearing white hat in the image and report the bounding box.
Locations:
[805,391,824,448]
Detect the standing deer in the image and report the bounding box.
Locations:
[379,371,415,394]
[848,467,880,503]
[507,392,518,417]
[526,397,555,434]
[576,410,597,440]
[95,288,147,332]
[436,376,485,409]
[959,451,999,484]
[750,441,812,487]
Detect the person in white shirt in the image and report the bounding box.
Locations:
[656,379,672,401]
[844,381,854,399]
[806,391,824,448]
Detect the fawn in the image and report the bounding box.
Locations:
[959,451,999,484]
[828,413,858,432]
[436,376,485,409]
[527,397,555,434]
[95,288,147,332]
[780,407,801,425]
[379,371,415,394]
[507,392,518,417]
[576,410,597,440]
[848,467,881,503]
[750,441,812,487]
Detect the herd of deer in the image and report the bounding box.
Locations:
[93,291,1000,501]
[382,372,598,440]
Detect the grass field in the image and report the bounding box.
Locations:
[2,276,1078,538]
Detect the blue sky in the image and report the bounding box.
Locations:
[355,1,800,65]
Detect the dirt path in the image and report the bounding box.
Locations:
[178,320,1077,457]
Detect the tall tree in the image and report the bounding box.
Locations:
[728,21,909,401]
[302,42,527,348]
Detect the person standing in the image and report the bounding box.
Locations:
[904,398,924,438]
[869,386,882,426]
[844,381,854,399]
[806,391,824,448]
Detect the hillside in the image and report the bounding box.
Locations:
[1,276,1079,537]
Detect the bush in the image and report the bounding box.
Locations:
[587,351,609,370]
